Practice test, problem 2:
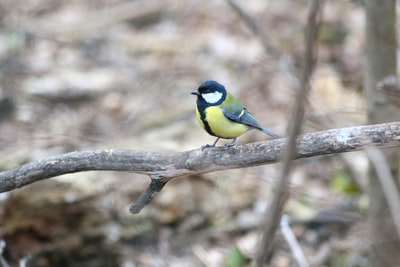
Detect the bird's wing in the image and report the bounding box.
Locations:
[220,96,263,130]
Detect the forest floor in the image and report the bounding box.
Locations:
[0,1,376,266]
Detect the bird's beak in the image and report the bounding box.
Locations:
[191,90,200,96]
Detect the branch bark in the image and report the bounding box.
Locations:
[1,121,400,213]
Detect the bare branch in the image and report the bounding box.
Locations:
[366,147,400,239]
[280,215,310,267]
[129,177,168,214]
[0,240,10,267]
[226,0,279,56]
[255,0,321,265]
[0,121,400,213]
[378,75,400,98]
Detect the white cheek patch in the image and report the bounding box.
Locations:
[202,91,223,104]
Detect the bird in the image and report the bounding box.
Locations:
[191,80,279,148]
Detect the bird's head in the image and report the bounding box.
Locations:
[191,80,227,105]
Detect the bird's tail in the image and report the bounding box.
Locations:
[261,127,280,138]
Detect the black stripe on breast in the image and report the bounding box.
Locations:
[197,104,216,137]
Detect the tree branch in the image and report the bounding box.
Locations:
[1,121,400,213]
[378,75,400,97]
[226,0,279,56]
[255,0,321,265]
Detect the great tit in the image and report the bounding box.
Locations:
[191,80,279,147]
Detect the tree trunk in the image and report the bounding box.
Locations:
[364,0,400,266]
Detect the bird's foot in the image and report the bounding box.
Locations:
[223,143,235,147]
[224,138,237,147]
[201,137,220,151]
[201,143,216,150]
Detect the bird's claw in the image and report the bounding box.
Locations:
[201,144,215,151]
[223,143,235,148]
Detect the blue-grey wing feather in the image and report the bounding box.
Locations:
[222,107,279,138]
[222,107,260,128]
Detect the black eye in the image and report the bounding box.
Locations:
[201,88,211,93]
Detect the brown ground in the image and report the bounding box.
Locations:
[0,1,376,266]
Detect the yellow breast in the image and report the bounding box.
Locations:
[196,106,248,139]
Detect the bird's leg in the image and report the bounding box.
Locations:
[211,137,220,147]
[224,138,237,147]
[201,137,220,150]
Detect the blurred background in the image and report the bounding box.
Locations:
[0,0,374,266]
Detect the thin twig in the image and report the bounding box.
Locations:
[365,147,400,239]
[19,255,31,267]
[0,240,10,267]
[255,0,321,265]
[129,176,168,213]
[280,215,310,267]
[378,75,400,97]
[226,0,279,56]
